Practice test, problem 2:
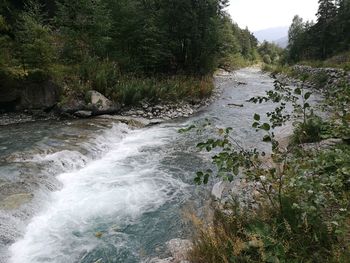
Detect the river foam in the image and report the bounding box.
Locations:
[7,123,187,263]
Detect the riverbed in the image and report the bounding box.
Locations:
[0,68,300,263]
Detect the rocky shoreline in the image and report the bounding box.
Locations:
[0,74,226,127]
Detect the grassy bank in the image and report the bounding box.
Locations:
[1,62,215,110]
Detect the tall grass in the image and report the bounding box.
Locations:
[189,200,349,263]
[50,59,214,107]
[111,75,214,106]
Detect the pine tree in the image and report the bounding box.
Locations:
[55,0,112,62]
[336,0,350,51]
[287,15,306,62]
[15,0,54,70]
[316,0,337,58]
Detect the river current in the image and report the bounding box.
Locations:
[0,68,313,263]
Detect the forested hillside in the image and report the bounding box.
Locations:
[287,0,350,63]
[0,0,258,111]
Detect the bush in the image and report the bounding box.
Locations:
[291,115,324,144]
[78,57,119,95]
[219,54,252,71]
[188,74,350,263]
[189,199,345,263]
[309,71,329,89]
[27,69,50,82]
[262,54,272,64]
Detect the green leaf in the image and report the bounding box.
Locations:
[304,103,310,109]
[263,135,271,142]
[260,123,271,131]
[196,171,203,177]
[304,92,312,100]
[225,127,233,134]
[254,113,260,121]
[252,122,260,128]
[194,177,202,185]
[203,173,210,184]
[294,88,302,95]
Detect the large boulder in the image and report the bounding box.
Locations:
[57,97,86,114]
[57,90,121,116]
[85,90,120,115]
[0,70,61,112]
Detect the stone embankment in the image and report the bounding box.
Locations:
[274,65,350,90]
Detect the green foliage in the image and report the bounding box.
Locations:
[26,68,50,82]
[189,196,349,263]
[258,41,284,65]
[55,0,112,62]
[15,0,54,70]
[324,80,350,140]
[187,70,350,262]
[291,114,324,144]
[0,0,258,106]
[0,15,13,67]
[113,75,214,106]
[77,57,119,95]
[262,54,272,65]
[287,0,350,62]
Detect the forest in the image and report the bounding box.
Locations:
[0,0,259,108]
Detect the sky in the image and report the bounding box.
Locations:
[228,0,319,31]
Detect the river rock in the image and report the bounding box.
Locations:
[166,239,193,262]
[0,72,61,112]
[149,239,193,263]
[0,193,33,210]
[86,90,121,115]
[73,110,92,118]
[212,181,229,200]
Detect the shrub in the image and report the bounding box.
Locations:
[187,74,350,263]
[291,114,324,144]
[262,54,272,64]
[78,57,119,95]
[309,71,329,89]
[189,199,345,263]
[27,69,50,82]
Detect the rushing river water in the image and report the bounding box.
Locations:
[0,68,318,263]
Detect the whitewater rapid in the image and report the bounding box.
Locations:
[7,123,189,263]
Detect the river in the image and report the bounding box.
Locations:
[0,68,301,263]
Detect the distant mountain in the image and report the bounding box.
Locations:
[253,26,289,48]
[274,36,288,48]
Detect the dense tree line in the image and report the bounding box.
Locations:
[287,0,350,62]
[0,0,258,78]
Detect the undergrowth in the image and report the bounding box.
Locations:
[185,75,350,262]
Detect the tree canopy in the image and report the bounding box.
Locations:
[0,0,258,76]
[287,0,350,62]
